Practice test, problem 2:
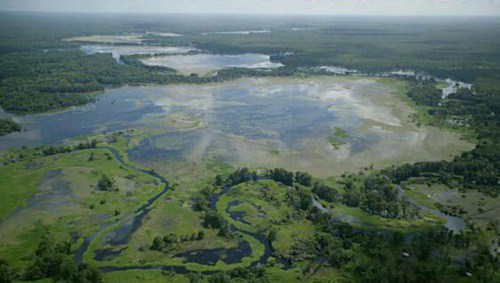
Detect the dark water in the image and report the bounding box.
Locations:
[226,200,253,226]
[0,87,165,151]
[175,240,252,266]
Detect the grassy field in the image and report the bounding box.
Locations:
[0,148,164,268]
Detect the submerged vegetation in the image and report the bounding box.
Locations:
[328,127,349,149]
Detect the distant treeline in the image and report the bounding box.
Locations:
[0,50,300,113]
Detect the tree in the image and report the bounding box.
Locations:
[150,236,164,251]
[226,168,252,186]
[267,228,277,244]
[97,175,115,191]
[0,259,12,283]
[23,232,101,282]
[313,183,339,202]
[71,264,102,283]
[298,189,313,210]
[295,172,312,187]
[269,168,294,186]
[203,211,225,229]
[0,119,22,136]
[197,231,205,240]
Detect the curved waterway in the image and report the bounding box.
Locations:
[75,147,280,274]
[312,189,466,234]
[75,146,171,263]
[399,188,467,234]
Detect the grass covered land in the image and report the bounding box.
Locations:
[0,145,164,270]
[0,125,497,282]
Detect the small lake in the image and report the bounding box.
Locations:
[141,53,283,75]
[81,45,196,62]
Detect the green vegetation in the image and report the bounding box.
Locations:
[407,79,442,106]
[1,12,500,114]
[97,174,116,191]
[23,232,101,282]
[0,119,21,136]
[328,127,349,149]
[383,80,499,197]
[0,11,499,283]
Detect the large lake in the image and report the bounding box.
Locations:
[0,77,471,176]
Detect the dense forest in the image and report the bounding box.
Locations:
[186,168,499,282]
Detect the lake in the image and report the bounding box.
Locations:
[141,53,283,75]
[0,77,471,176]
[81,45,196,62]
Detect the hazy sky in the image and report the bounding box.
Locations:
[1,0,500,16]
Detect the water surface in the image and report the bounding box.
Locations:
[141,53,283,75]
[0,77,471,176]
[81,45,196,62]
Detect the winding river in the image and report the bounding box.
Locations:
[75,147,278,274]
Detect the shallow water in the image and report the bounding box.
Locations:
[141,53,283,74]
[0,77,471,176]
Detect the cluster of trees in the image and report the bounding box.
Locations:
[41,139,98,157]
[97,174,117,191]
[0,119,21,136]
[358,176,418,219]
[268,168,294,186]
[286,186,313,212]
[20,232,101,283]
[268,168,312,187]
[311,175,419,219]
[150,232,205,252]
[312,182,339,202]
[225,167,255,186]
[0,259,13,283]
[203,211,233,238]
[407,79,443,106]
[305,209,499,282]
[192,185,215,212]
[384,78,500,197]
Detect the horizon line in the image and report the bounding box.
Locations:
[1,9,499,17]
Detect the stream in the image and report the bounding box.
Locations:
[399,188,467,234]
[75,147,279,274]
[311,189,466,235]
[71,147,466,275]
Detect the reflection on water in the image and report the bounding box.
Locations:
[0,87,165,151]
[81,45,196,62]
[141,53,283,74]
[0,77,471,176]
